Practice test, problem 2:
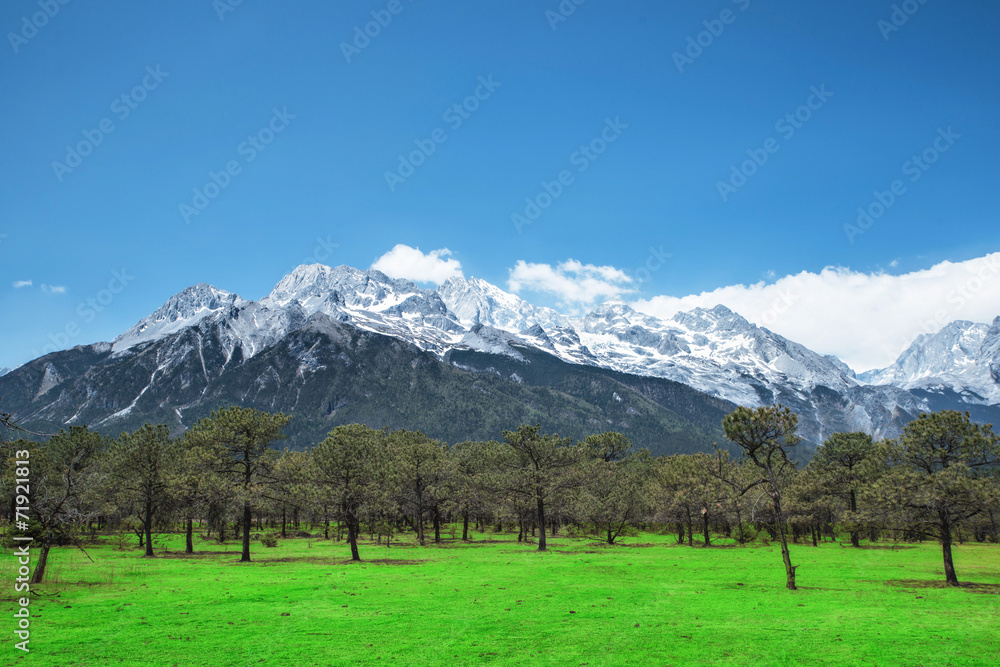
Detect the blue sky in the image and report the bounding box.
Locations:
[1,0,998,371]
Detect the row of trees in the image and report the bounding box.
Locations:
[2,405,998,590]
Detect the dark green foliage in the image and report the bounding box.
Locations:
[107,424,175,557]
[4,426,109,583]
[721,404,801,590]
[873,410,1000,585]
[184,407,290,562]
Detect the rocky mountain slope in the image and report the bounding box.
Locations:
[3,263,998,453]
[859,318,1000,404]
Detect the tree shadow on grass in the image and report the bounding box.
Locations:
[850,545,918,550]
[229,557,427,566]
[159,551,239,558]
[885,579,1000,594]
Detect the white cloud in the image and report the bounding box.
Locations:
[371,244,463,285]
[12,280,32,288]
[631,252,1000,372]
[41,284,66,294]
[508,259,635,309]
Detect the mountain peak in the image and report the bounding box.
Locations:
[671,303,750,334]
[112,283,245,352]
[438,276,566,330]
[862,318,999,402]
[265,264,427,311]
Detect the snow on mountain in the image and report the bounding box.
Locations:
[0,367,11,377]
[565,301,859,407]
[438,279,861,409]
[982,317,1000,384]
[262,264,466,355]
[103,266,880,408]
[73,262,1000,443]
[113,283,247,352]
[458,323,528,361]
[859,318,1000,403]
[439,276,568,331]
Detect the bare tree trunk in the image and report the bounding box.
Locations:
[462,512,469,541]
[185,518,194,554]
[433,507,441,544]
[536,493,548,552]
[241,503,252,562]
[702,511,711,547]
[143,499,154,557]
[30,542,51,584]
[347,519,361,561]
[940,511,959,586]
[849,489,860,547]
[772,493,796,590]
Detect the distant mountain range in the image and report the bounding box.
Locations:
[2,264,999,456]
[859,319,1000,403]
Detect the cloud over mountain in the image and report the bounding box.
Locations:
[633,253,1000,372]
[371,244,463,285]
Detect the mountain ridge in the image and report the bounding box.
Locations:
[3,263,998,452]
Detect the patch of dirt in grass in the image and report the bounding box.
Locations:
[159,551,240,558]
[224,556,427,566]
[853,545,918,550]
[227,556,335,565]
[571,542,663,548]
[351,558,426,566]
[885,579,1000,594]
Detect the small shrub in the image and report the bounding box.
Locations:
[112,532,133,551]
[618,525,640,538]
[261,533,279,548]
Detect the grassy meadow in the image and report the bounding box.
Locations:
[3,528,998,666]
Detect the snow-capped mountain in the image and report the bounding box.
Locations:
[439,283,932,442]
[0,367,11,378]
[859,318,1000,404]
[261,264,465,353]
[114,283,247,352]
[5,262,997,451]
[102,264,934,441]
[111,265,862,411]
[438,276,568,331]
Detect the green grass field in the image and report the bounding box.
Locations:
[3,529,998,666]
